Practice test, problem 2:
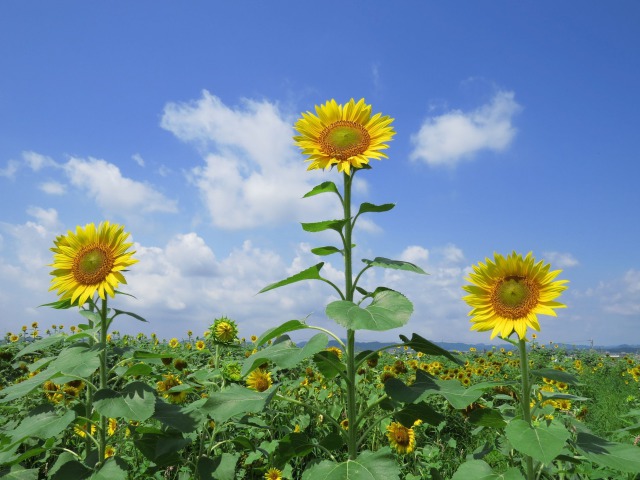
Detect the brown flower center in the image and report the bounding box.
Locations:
[491,276,540,319]
[319,120,370,160]
[72,244,115,285]
[394,427,410,446]
[253,375,270,392]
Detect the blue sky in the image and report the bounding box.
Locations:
[1,2,639,346]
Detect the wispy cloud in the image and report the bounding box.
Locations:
[63,157,178,217]
[410,91,521,167]
[39,181,66,195]
[542,251,580,268]
[160,90,337,230]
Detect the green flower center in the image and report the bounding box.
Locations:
[492,276,540,319]
[72,244,115,285]
[319,120,370,160]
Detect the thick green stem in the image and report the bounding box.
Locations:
[97,297,108,466]
[342,172,359,460]
[518,338,535,480]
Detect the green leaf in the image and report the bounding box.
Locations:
[39,298,74,310]
[112,309,148,322]
[275,432,315,465]
[451,460,525,480]
[51,344,101,377]
[259,263,325,294]
[356,202,395,216]
[301,219,346,233]
[93,382,156,422]
[313,351,346,380]
[79,310,101,323]
[121,363,153,377]
[399,333,463,365]
[11,407,76,442]
[303,181,340,198]
[134,429,190,467]
[50,460,92,480]
[0,468,41,480]
[242,333,328,375]
[90,457,128,480]
[0,368,61,403]
[530,368,580,385]
[301,448,400,480]
[326,290,413,331]
[311,246,343,256]
[394,401,445,428]
[576,432,640,474]
[201,385,277,423]
[362,257,427,275]
[152,398,198,433]
[505,419,570,465]
[467,407,507,428]
[14,334,66,359]
[196,453,239,480]
[256,319,309,347]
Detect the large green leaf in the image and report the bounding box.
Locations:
[301,220,346,233]
[11,407,76,442]
[152,398,198,433]
[243,334,328,375]
[356,202,395,216]
[451,460,525,480]
[51,344,101,377]
[133,428,190,467]
[505,419,570,465]
[301,448,400,480]
[313,351,346,380]
[196,453,239,480]
[467,407,507,428]
[90,457,128,480]
[362,257,427,275]
[0,369,61,403]
[394,401,445,428]
[259,263,325,294]
[531,368,580,385]
[201,385,277,423]
[92,382,156,422]
[576,432,640,473]
[303,181,340,198]
[399,333,463,364]
[14,334,66,359]
[326,290,413,331]
[0,468,41,480]
[256,319,309,347]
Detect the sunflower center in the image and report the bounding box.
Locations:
[395,429,410,445]
[72,244,115,285]
[319,120,371,160]
[492,276,540,319]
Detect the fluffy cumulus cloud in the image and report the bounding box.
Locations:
[63,157,178,216]
[160,91,336,230]
[410,91,521,167]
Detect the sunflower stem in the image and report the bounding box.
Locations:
[518,337,535,480]
[95,297,109,467]
[341,172,359,460]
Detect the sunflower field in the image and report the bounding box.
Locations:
[1,99,639,479]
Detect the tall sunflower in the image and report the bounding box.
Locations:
[462,252,568,340]
[293,98,395,175]
[49,222,137,305]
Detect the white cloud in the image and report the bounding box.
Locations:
[132,153,145,167]
[410,91,521,167]
[0,159,19,179]
[400,245,429,264]
[22,151,58,171]
[161,90,337,230]
[39,181,66,195]
[542,251,579,268]
[26,207,59,228]
[63,157,178,216]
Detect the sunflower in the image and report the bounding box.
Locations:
[293,98,395,175]
[246,369,272,392]
[49,222,137,305]
[156,373,187,404]
[264,468,283,480]
[210,316,238,344]
[195,340,206,351]
[325,346,343,360]
[386,422,416,454]
[462,252,568,340]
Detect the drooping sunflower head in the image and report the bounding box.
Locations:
[293,98,395,175]
[462,251,568,340]
[209,316,239,344]
[386,421,416,454]
[246,368,272,392]
[49,221,137,306]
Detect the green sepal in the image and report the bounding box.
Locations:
[362,257,427,275]
[259,263,325,294]
[38,298,75,309]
